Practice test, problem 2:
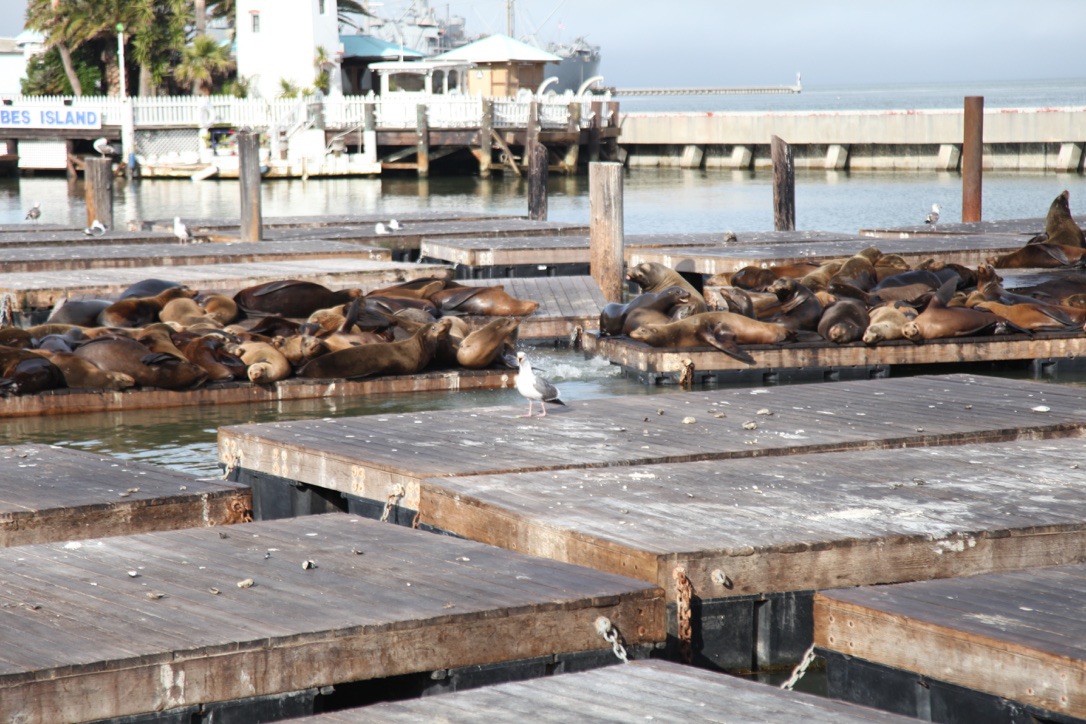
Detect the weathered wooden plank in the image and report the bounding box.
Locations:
[290,660,914,723]
[0,444,249,547]
[136,211,523,233]
[859,214,1086,238]
[461,275,605,338]
[816,563,1086,719]
[0,229,178,248]
[219,374,1086,518]
[0,514,664,723]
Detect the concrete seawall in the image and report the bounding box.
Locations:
[619,106,1086,172]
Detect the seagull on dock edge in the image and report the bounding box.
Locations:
[173,216,192,244]
[388,218,402,231]
[25,202,41,222]
[516,351,566,418]
[83,219,107,236]
[925,203,941,230]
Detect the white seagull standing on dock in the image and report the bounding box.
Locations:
[25,202,41,222]
[516,351,566,418]
[173,216,192,244]
[925,203,941,230]
[374,222,389,235]
[83,219,107,236]
[388,218,402,231]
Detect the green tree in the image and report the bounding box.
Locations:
[21,44,100,96]
[174,33,234,95]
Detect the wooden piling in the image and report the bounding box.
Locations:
[589,161,624,302]
[83,157,113,229]
[416,104,430,179]
[528,145,548,221]
[563,102,581,173]
[238,131,263,242]
[478,100,493,179]
[962,96,984,223]
[771,135,795,231]
[587,100,602,163]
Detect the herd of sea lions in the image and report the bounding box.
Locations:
[0,277,536,395]
[604,192,1086,365]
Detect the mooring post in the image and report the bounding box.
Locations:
[588,100,602,163]
[962,96,984,223]
[362,100,377,163]
[416,104,430,179]
[589,161,624,302]
[771,135,795,231]
[84,157,113,229]
[528,142,548,221]
[478,100,493,179]
[238,131,263,242]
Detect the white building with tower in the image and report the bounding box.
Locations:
[235,0,344,99]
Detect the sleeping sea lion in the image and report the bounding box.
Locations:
[272,334,328,367]
[73,336,208,390]
[228,342,293,383]
[118,279,182,300]
[181,336,248,381]
[862,303,919,344]
[818,298,870,344]
[0,347,67,394]
[430,286,539,316]
[902,279,1008,341]
[34,349,135,390]
[47,299,111,326]
[600,286,691,337]
[234,280,362,319]
[456,317,520,369]
[98,287,198,328]
[972,301,1079,332]
[198,293,239,326]
[298,319,452,380]
[629,312,794,365]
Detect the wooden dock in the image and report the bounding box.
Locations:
[462,275,605,339]
[0,444,250,547]
[0,239,391,274]
[859,214,1086,238]
[0,229,179,249]
[0,514,664,723]
[295,659,914,723]
[816,563,1086,721]
[135,210,524,233]
[584,329,1086,384]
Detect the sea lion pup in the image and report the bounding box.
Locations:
[98,286,198,328]
[429,285,539,316]
[34,349,135,390]
[1042,189,1086,248]
[0,347,67,395]
[227,341,293,383]
[972,300,1080,332]
[902,279,1010,342]
[272,334,328,367]
[73,336,208,390]
[46,299,111,326]
[233,280,362,319]
[626,262,708,314]
[297,319,452,380]
[818,298,870,344]
[196,293,239,326]
[862,302,919,344]
[710,286,757,318]
[181,336,248,381]
[456,317,520,369]
[988,242,1086,269]
[765,277,823,332]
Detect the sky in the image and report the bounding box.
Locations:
[3,0,1084,88]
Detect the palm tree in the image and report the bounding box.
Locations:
[174,34,234,95]
[25,0,87,94]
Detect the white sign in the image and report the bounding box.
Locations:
[0,106,102,130]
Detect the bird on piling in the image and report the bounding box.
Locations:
[515,351,566,417]
[93,137,117,156]
[25,203,41,222]
[388,219,402,231]
[925,203,941,230]
[374,222,389,235]
[83,219,107,236]
[173,216,192,244]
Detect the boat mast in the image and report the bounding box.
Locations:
[506,0,515,37]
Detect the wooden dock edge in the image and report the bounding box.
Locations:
[814,591,1086,719]
[0,368,514,418]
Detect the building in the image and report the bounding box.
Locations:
[434,34,560,98]
[339,34,425,95]
[236,0,343,99]
[0,30,45,95]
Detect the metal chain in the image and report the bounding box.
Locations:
[380,484,405,523]
[220,451,239,482]
[594,616,628,663]
[673,566,693,664]
[780,643,818,691]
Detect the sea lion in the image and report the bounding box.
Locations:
[160,298,222,328]
[629,312,794,360]
[975,263,1055,306]
[272,334,328,367]
[765,277,823,332]
[972,301,1079,332]
[34,349,135,390]
[198,293,239,326]
[98,286,198,328]
[298,319,452,380]
[0,327,34,349]
[233,280,362,319]
[902,279,1008,341]
[729,266,778,292]
[1013,273,1086,306]
[988,242,1086,269]
[830,251,879,291]
[180,336,248,381]
[599,286,691,337]
[862,303,919,344]
[429,286,539,317]
[626,262,708,314]
[1042,189,1086,248]
[46,299,111,326]
[228,342,293,383]
[710,286,756,318]
[365,279,445,300]
[798,261,843,292]
[456,317,520,369]
[818,298,870,344]
[118,279,182,300]
[874,254,911,281]
[0,347,67,394]
[73,336,208,390]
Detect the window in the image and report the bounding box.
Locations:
[251,13,260,32]
[319,0,326,13]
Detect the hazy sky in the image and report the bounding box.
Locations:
[4,0,1084,88]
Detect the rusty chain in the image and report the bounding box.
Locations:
[220,450,240,482]
[780,643,818,691]
[594,616,628,663]
[380,484,406,523]
[673,566,693,664]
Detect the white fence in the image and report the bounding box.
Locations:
[0,91,616,132]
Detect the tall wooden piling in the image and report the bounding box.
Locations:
[963,96,984,223]
[83,157,113,229]
[587,101,603,163]
[416,104,430,179]
[478,100,493,178]
[528,142,548,221]
[238,131,262,242]
[771,135,795,231]
[589,161,624,302]
[564,102,581,174]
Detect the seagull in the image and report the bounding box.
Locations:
[92,137,117,156]
[83,219,107,236]
[515,351,566,418]
[173,216,192,244]
[25,202,41,222]
[374,222,389,235]
[388,218,402,231]
[925,203,941,230]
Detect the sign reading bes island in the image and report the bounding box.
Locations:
[0,106,102,129]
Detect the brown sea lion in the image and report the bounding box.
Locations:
[430,286,539,316]
[233,280,362,319]
[863,303,919,344]
[272,334,328,367]
[975,263,1054,306]
[874,254,911,281]
[765,277,823,332]
[626,262,708,314]
[228,341,293,383]
[902,280,1008,341]
[118,279,182,300]
[160,298,222,328]
[46,299,111,326]
[973,301,1079,332]
[830,251,879,291]
[73,336,208,390]
[818,298,870,344]
[456,317,520,369]
[630,312,794,348]
[988,242,1086,269]
[0,347,67,394]
[34,349,135,390]
[798,261,843,292]
[599,286,691,337]
[298,319,452,379]
[709,286,756,318]
[98,286,198,328]
[365,279,445,300]
[729,266,778,292]
[198,293,239,326]
[0,327,34,349]
[1013,273,1086,305]
[1043,189,1086,248]
[181,336,248,381]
